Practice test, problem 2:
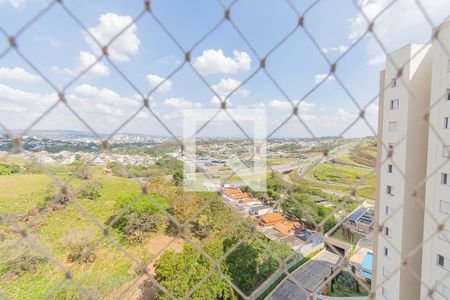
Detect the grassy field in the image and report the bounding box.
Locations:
[266,158,297,165]
[311,163,375,186]
[290,165,375,199]
[0,171,166,299]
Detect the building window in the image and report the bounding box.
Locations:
[391,78,397,88]
[384,226,391,237]
[437,254,450,270]
[383,266,390,277]
[445,117,449,129]
[447,89,450,101]
[442,173,449,185]
[443,145,450,157]
[448,60,450,73]
[390,99,399,110]
[385,206,393,216]
[387,164,394,174]
[436,281,450,299]
[388,121,398,132]
[440,200,450,214]
[387,185,394,196]
[382,286,388,299]
[439,230,450,242]
[383,247,390,257]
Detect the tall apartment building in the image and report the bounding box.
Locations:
[374,21,450,300]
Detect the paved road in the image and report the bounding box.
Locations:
[267,251,340,300]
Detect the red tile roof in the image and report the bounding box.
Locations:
[259,212,285,226]
[223,189,242,195]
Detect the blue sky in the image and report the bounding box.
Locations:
[0,0,449,138]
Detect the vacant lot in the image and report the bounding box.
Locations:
[312,163,374,186]
[0,171,168,299]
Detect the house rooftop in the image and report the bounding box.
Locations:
[241,198,261,204]
[259,212,285,226]
[223,189,241,195]
[348,208,367,223]
[229,192,249,199]
[279,235,308,248]
[273,221,301,237]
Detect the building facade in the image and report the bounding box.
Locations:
[374,21,450,300]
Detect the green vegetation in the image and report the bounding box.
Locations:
[312,163,374,185]
[266,158,297,165]
[0,163,20,175]
[304,139,346,154]
[290,163,375,199]
[281,193,336,231]
[111,142,179,156]
[0,139,378,299]
[0,167,156,299]
[154,241,235,299]
[327,271,369,296]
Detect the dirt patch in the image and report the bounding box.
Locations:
[103,233,184,300]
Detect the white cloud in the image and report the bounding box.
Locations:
[0,0,26,9]
[48,36,62,48]
[164,97,202,109]
[72,83,139,107]
[321,45,348,53]
[0,84,56,106]
[365,102,379,128]
[193,49,251,75]
[268,100,316,113]
[0,83,143,131]
[367,54,385,65]
[211,78,250,98]
[157,55,181,65]
[314,73,335,84]
[348,0,450,65]
[52,51,109,77]
[85,13,140,62]
[0,67,40,82]
[147,74,172,94]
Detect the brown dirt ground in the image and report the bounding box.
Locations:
[103,233,184,300]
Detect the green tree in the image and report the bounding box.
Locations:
[225,238,292,295]
[112,194,166,243]
[154,242,235,299]
[172,169,183,186]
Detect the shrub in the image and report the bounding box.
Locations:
[76,180,102,200]
[39,183,70,209]
[62,230,97,264]
[112,195,166,242]
[0,163,20,175]
[1,240,46,274]
[122,212,164,235]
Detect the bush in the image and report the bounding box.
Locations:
[76,180,102,200]
[0,163,20,175]
[74,166,92,180]
[122,212,164,235]
[62,230,97,264]
[1,240,46,274]
[112,195,166,242]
